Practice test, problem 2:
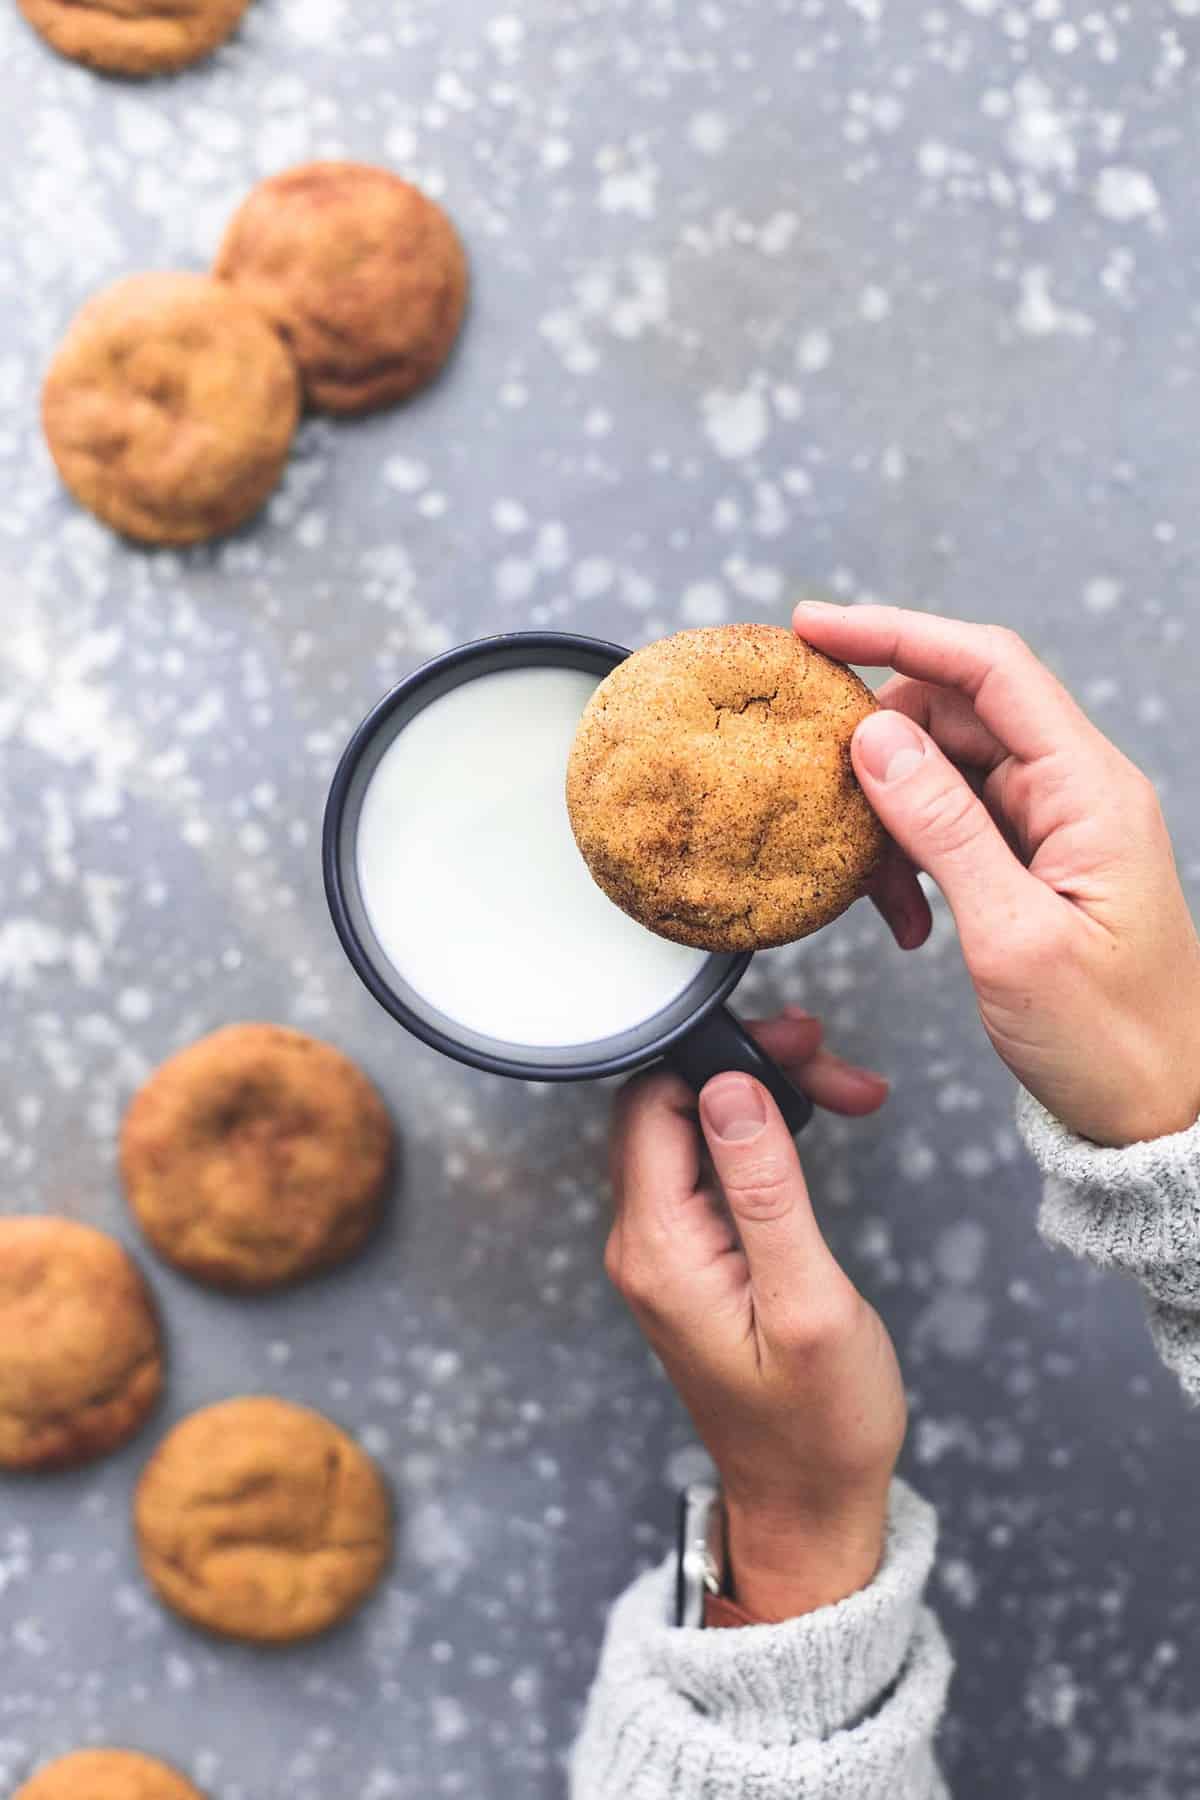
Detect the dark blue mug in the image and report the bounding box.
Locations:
[322,631,812,1134]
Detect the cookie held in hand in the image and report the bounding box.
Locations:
[120,1024,393,1291]
[0,1216,163,1471]
[566,624,885,952]
[42,273,299,546]
[14,1749,206,1800]
[135,1397,392,1643]
[17,0,252,77]
[214,162,468,415]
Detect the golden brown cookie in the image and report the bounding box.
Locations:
[17,0,252,78]
[13,1748,206,1800]
[214,162,469,415]
[135,1397,392,1643]
[42,273,300,547]
[0,1217,163,1472]
[566,624,885,952]
[119,1023,393,1291]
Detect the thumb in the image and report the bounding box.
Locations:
[699,1074,842,1334]
[852,709,1031,954]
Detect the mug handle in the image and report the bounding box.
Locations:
[663,1004,813,1136]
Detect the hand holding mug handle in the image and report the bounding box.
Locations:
[666,1006,815,1134]
[666,1006,889,1135]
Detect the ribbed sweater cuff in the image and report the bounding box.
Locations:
[1016,1088,1200,1281]
[1017,1087,1200,1398]
[642,1479,936,1742]
[571,1478,952,1800]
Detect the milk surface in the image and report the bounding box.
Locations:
[355,665,709,1048]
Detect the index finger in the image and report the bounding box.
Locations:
[609,1070,702,1222]
[794,602,1097,764]
[608,1071,742,1295]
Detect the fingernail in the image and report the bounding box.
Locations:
[702,1075,768,1143]
[827,1051,888,1089]
[855,711,927,784]
[794,598,839,611]
[854,1068,890,1092]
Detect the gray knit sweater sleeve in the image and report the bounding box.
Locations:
[1016,1088,1200,1400]
[570,1479,953,1800]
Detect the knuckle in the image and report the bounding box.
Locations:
[972,907,1073,991]
[609,1254,660,1316]
[775,1288,864,1355]
[722,1155,795,1220]
[985,623,1029,662]
[1017,906,1076,970]
[908,779,987,861]
[1125,768,1164,832]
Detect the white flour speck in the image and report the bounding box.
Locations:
[1006,77,1076,179]
[385,123,418,164]
[1084,576,1123,614]
[496,559,536,603]
[898,1127,938,1182]
[486,15,525,51]
[597,159,657,219]
[284,0,346,48]
[1093,167,1161,223]
[680,582,728,624]
[914,1291,991,1360]
[859,286,891,322]
[797,329,832,372]
[384,458,430,494]
[688,112,730,155]
[1016,267,1093,337]
[492,499,529,533]
[759,212,798,256]
[573,559,614,599]
[702,384,769,460]
[935,1221,988,1286]
[726,558,783,603]
[665,1443,717,1487]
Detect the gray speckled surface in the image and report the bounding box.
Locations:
[2,0,1200,1794]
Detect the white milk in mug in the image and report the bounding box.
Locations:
[355,666,708,1050]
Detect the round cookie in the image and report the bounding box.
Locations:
[14,1748,205,1800]
[0,1217,163,1471]
[119,1024,393,1291]
[214,162,468,415]
[135,1397,392,1643]
[17,0,251,76]
[42,273,300,547]
[566,623,886,952]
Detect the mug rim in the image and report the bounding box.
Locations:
[322,630,752,1081]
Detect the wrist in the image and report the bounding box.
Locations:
[723,1491,889,1620]
[1058,1057,1200,1149]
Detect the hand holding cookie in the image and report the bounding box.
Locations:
[796,601,1200,1146]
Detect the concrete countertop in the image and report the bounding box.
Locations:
[2,1,1199,1793]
